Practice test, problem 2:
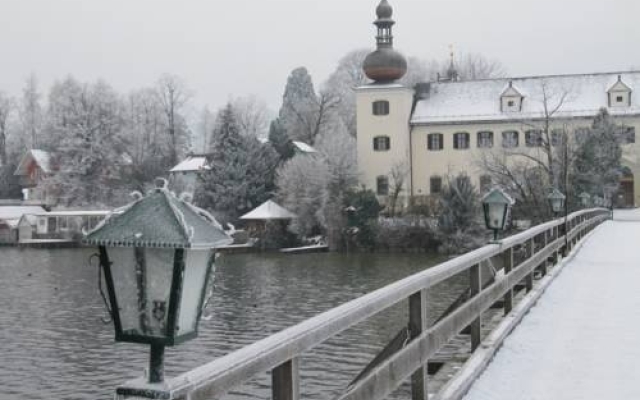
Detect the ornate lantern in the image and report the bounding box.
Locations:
[579,192,591,208]
[481,187,514,242]
[84,181,232,383]
[547,188,566,215]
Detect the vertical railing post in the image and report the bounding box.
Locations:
[409,289,429,400]
[272,358,300,400]
[503,248,514,315]
[525,239,534,292]
[540,232,548,276]
[469,264,482,352]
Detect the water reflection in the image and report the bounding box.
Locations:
[0,249,465,399]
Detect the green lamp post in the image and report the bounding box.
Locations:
[579,192,591,208]
[481,187,515,242]
[547,188,566,216]
[84,180,232,384]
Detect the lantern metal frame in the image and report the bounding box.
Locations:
[481,187,514,242]
[97,246,215,347]
[85,181,232,384]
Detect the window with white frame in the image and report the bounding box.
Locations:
[525,130,542,147]
[453,132,470,149]
[427,133,443,150]
[477,131,494,148]
[376,176,389,195]
[373,136,391,151]
[372,100,390,116]
[502,130,519,148]
[430,176,442,194]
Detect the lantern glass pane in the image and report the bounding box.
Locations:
[551,198,564,213]
[108,247,175,339]
[177,249,213,337]
[487,203,505,230]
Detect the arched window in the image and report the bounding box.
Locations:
[373,136,390,151]
[430,176,442,194]
[453,132,470,149]
[502,130,519,148]
[427,133,443,150]
[477,131,494,148]
[372,100,390,116]
[525,130,542,147]
[376,176,389,195]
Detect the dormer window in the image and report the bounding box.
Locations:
[607,75,632,107]
[501,81,524,112]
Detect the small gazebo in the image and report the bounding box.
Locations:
[240,200,297,249]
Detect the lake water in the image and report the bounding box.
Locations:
[0,248,467,399]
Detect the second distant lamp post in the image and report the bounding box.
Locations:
[547,188,567,255]
[579,192,591,208]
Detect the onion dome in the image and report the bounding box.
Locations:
[363,49,407,83]
[363,0,407,83]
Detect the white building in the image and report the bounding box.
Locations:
[357,0,639,208]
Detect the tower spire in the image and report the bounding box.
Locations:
[362,0,407,83]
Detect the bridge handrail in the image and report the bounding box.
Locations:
[117,208,610,400]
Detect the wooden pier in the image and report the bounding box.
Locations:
[114,208,609,400]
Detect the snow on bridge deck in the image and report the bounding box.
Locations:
[464,209,640,400]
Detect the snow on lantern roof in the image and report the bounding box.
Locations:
[292,141,317,154]
[412,71,640,125]
[240,200,297,220]
[482,187,515,205]
[169,156,210,173]
[84,184,232,249]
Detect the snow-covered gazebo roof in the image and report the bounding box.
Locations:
[240,200,297,220]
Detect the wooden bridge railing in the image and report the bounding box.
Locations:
[116,209,610,400]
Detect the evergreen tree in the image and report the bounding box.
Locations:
[195,103,279,224]
[267,118,294,162]
[571,108,623,201]
[438,174,480,235]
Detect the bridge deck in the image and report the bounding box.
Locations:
[463,209,640,400]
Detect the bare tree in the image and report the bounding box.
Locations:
[456,52,507,80]
[155,74,192,166]
[231,95,271,139]
[387,161,409,217]
[477,81,575,222]
[0,92,14,166]
[19,73,42,150]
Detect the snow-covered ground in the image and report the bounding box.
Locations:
[463,209,640,400]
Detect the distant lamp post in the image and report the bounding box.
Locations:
[547,188,566,216]
[579,192,591,208]
[84,179,232,384]
[482,187,514,242]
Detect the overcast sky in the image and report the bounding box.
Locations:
[1,0,639,116]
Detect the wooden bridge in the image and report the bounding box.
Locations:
[116,208,611,400]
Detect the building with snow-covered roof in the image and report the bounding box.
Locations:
[13,149,56,204]
[168,153,211,194]
[357,0,640,208]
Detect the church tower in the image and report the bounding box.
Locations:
[357,0,414,207]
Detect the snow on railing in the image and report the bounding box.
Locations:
[115,208,610,400]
